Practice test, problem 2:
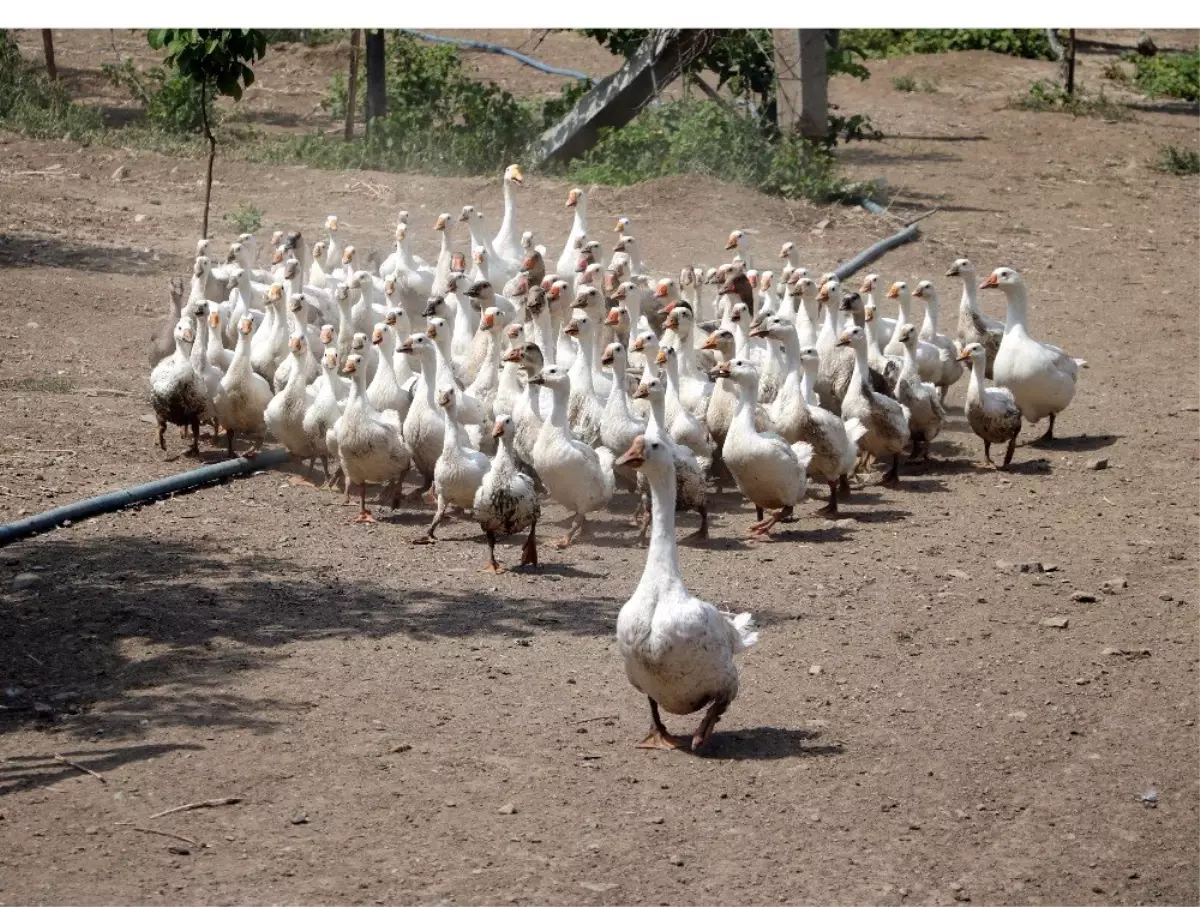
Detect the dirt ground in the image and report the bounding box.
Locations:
[1,29,1198,907]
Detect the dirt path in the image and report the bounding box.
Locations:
[0,30,1197,906]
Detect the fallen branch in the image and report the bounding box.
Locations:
[576,714,620,724]
[54,753,106,783]
[149,796,242,819]
[124,825,200,847]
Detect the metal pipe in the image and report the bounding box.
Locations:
[398,30,591,81]
[0,448,291,547]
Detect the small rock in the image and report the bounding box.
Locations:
[167,845,190,856]
[833,518,855,528]
[390,743,412,754]
[1159,593,1174,602]
[498,802,518,815]
[949,882,963,892]
[815,218,832,231]
[85,825,99,835]
[134,213,149,223]
[1139,789,1158,807]
[946,569,971,581]
[1008,710,1028,721]
[1074,677,1090,686]
[1043,563,1059,572]
[289,810,309,825]
[808,664,823,676]
[579,882,617,894]
[1100,577,1127,594]
[1071,592,1097,603]
[1040,616,1069,629]
[647,816,665,825]
[1087,457,1108,471]
[668,855,684,867]
[111,165,129,181]
[11,572,38,589]
[25,321,39,330]
[1101,647,1126,657]
[998,559,1043,574]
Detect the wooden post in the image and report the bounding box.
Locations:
[41,30,57,82]
[797,29,828,142]
[1064,29,1076,97]
[344,28,360,141]
[364,29,387,136]
[772,29,801,133]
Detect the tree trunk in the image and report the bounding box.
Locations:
[200,80,216,240]
[772,29,801,134]
[41,30,57,81]
[797,29,828,142]
[1064,29,1077,97]
[345,28,361,141]
[364,29,387,136]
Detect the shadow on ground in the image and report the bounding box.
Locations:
[0,233,185,276]
[0,535,621,741]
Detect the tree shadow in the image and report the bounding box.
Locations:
[0,743,202,796]
[840,146,962,166]
[698,726,844,761]
[1000,457,1054,476]
[0,233,185,276]
[0,535,620,740]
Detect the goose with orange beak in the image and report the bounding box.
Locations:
[835,325,910,486]
[492,164,527,268]
[334,353,411,524]
[149,318,209,455]
[474,415,540,573]
[947,258,1003,378]
[957,342,1022,467]
[982,266,1085,442]
[615,427,757,751]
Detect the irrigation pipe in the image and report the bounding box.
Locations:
[397,30,590,81]
[0,448,290,547]
[831,197,929,282]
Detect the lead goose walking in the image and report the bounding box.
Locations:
[615,433,759,751]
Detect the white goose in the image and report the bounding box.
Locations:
[264,333,320,480]
[614,432,758,751]
[336,352,411,523]
[528,365,616,549]
[948,258,1003,378]
[416,388,491,543]
[912,279,963,399]
[492,164,526,268]
[149,318,208,454]
[213,316,273,458]
[894,324,947,461]
[984,266,1085,442]
[556,187,589,282]
[836,326,910,485]
[712,357,814,537]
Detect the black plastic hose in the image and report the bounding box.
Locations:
[0,448,291,547]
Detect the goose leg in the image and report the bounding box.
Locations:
[755,506,764,523]
[691,692,731,751]
[682,504,709,544]
[779,505,797,523]
[881,455,901,486]
[226,430,236,459]
[818,481,839,516]
[352,483,377,523]
[982,441,995,468]
[636,698,681,750]
[483,530,503,573]
[519,522,538,567]
[749,510,782,537]
[414,492,446,543]
[554,513,585,549]
[156,418,167,451]
[187,419,201,455]
[1035,413,1055,444]
[1003,434,1018,468]
[838,474,851,497]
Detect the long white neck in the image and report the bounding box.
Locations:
[498,181,517,241]
[850,341,871,392]
[228,331,253,382]
[548,381,570,430]
[799,360,818,406]
[284,349,308,398]
[606,355,632,415]
[472,330,501,391]
[637,458,680,593]
[1001,284,1029,334]
[440,403,462,457]
[898,340,920,383]
[889,295,912,347]
[968,355,986,399]
[731,378,759,435]
[646,391,667,435]
[574,334,597,394]
[920,294,939,335]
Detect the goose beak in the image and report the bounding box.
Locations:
[633,383,649,400]
[615,437,646,469]
[290,337,304,353]
[425,326,438,339]
[527,373,545,386]
[422,300,439,317]
[955,349,972,362]
[913,286,925,299]
[836,334,852,347]
[482,313,495,329]
[980,273,1000,289]
[600,352,614,366]
[885,284,901,299]
[654,284,669,298]
[724,236,738,251]
[371,330,383,345]
[566,191,579,208]
[563,323,580,337]
[343,362,356,374]
[435,214,448,230]
[502,348,522,363]
[492,421,505,439]
[654,350,668,365]
[865,310,875,323]
[632,338,645,352]
[709,363,731,379]
[611,286,626,301]
[700,335,719,351]
[748,325,768,339]
[859,278,873,293]
[665,314,679,330]
[816,285,830,302]
[946,265,960,277]
[398,340,414,354]
[509,166,524,185]
[605,309,621,326]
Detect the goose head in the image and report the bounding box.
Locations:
[383,275,397,299]
[351,332,368,356]
[655,344,679,376]
[613,235,636,255]
[798,345,820,367]
[447,271,470,296]
[434,212,450,232]
[946,257,976,279]
[816,277,839,304]
[566,187,584,209]
[897,323,918,349]
[564,312,594,342]
[527,363,568,389]
[795,276,818,301]
[605,306,631,332]
[633,375,665,402]
[371,321,393,348]
[321,348,339,373]
[225,241,244,264]
[838,291,863,316]
[266,283,285,305]
[580,261,604,287]
[193,255,210,279]
[174,319,196,349]
[425,316,447,341]
[196,239,211,257]
[288,293,307,317]
[572,284,603,313]
[885,280,908,301]
[208,310,222,332]
[342,352,363,377]
[700,327,736,355]
[912,280,938,305]
[312,240,328,263]
[615,434,670,473]
[492,413,515,440]
[779,240,796,261]
[835,325,867,351]
[320,324,336,346]
[397,331,435,360]
[729,301,751,325]
[725,228,748,252]
[503,163,524,186]
[654,277,678,302]
[335,284,352,306]
[956,341,986,363]
[466,280,494,303]
[436,386,457,410]
[480,306,505,332]
[600,341,628,368]
[520,230,536,252]
[288,331,308,357]
[225,266,244,292]
[237,316,255,338]
[980,267,1022,291]
[746,269,760,289]
[546,279,570,304]
[614,215,631,234]
[341,244,356,267]
[749,313,794,341]
[709,356,757,387]
[631,329,658,355]
[325,215,339,232]
[859,273,880,295]
[423,295,447,319]
[458,204,482,224]
[283,258,300,281]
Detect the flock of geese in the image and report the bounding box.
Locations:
[147,164,1087,748]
